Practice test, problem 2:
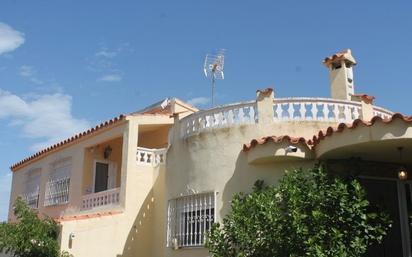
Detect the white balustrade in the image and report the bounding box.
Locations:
[372,106,394,120]
[179,98,394,138]
[273,98,393,123]
[136,147,167,166]
[81,187,120,210]
[180,101,258,138]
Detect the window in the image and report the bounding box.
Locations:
[167,192,216,248]
[93,160,117,193]
[44,158,71,206]
[22,168,41,209]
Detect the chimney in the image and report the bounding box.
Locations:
[323,49,357,101]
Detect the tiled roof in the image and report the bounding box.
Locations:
[323,49,356,67]
[256,88,274,96]
[243,135,310,152]
[55,211,122,222]
[243,113,412,153]
[351,93,375,104]
[309,113,412,147]
[10,114,126,171]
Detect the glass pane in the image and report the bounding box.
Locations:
[95,162,109,193]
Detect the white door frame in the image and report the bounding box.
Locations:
[92,159,117,193]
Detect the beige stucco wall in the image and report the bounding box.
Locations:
[57,115,171,257]
[8,122,127,220]
[82,137,123,194]
[138,125,170,148]
[315,118,412,161]
[162,115,340,256]
[9,91,398,257]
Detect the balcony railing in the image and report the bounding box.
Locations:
[180,101,258,138]
[81,187,120,210]
[179,97,394,138]
[273,98,393,123]
[136,147,167,166]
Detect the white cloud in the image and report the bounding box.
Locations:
[98,74,122,82]
[19,65,34,77]
[18,65,44,85]
[88,44,133,81]
[95,48,117,58]
[187,97,210,107]
[0,22,25,55]
[0,89,90,151]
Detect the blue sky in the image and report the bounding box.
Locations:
[0,1,411,221]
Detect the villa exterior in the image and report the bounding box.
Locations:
[7,50,412,257]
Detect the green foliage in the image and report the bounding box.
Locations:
[0,198,71,257]
[206,166,391,257]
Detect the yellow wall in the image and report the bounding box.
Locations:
[138,125,170,148]
[9,123,127,220]
[160,92,340,257]
[82,137,123,194]
[10,91,394,257]
[57,116,172,257]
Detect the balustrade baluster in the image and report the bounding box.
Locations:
[353,107,360,120]
[299,103,306,120]
[288,103,294,120]
[311,103,317,120]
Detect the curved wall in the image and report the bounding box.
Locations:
[163,119,339,257]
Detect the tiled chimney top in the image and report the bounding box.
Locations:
[323,49,357,68]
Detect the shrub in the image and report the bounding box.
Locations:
[206,166,391,257]
[0,198,72,257]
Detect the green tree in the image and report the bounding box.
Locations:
[0,197,67,257]
[206,166,391,257]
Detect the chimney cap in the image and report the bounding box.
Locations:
[323,49,357,68]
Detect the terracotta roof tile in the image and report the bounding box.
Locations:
[309,113,412,147]
[351,93,375,104]
[55,211,122,222]
[243,135,310,152]
[323,49,356,67]
[256,88,274,96]
[10,114,126,171]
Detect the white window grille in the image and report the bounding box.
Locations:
[167,192,216,248]
[44,158,71,207]
[23,188,40,209]
[22,168,41,209]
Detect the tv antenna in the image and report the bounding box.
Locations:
[203,49,225,107]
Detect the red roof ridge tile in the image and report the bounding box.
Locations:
[351,93,375,104]
[309,113,412,147]
[256,88,274,96]
[243,135,309,152]
[323,49,356,68]
[55,211,122,222]
[10,114,126,171]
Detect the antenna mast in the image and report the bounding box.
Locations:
[203,49,225,107]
